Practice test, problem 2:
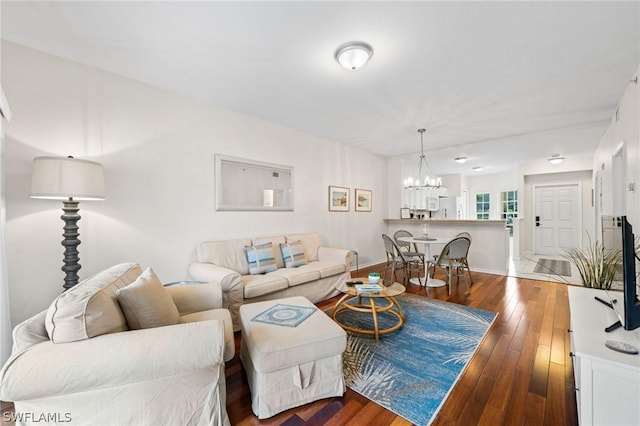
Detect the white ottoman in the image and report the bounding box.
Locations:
[239,296,346,419]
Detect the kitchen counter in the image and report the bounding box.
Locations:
[384,218,505,224]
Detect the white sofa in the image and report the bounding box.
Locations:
[189,232,354,329]
[0,263,234,426]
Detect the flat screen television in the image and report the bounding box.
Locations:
[605,216,640,331]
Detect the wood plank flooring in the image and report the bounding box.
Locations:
[226,267,578,425]
[1,267,578,425]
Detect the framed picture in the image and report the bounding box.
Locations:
[400,207,411,219]
[328,186,349,212]
[355,188,372,212]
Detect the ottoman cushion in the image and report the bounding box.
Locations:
[239,296,346,419]
[240,296,346,372]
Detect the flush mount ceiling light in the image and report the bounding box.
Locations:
[472,166,484,172]
[548,154,565,165]
[455,157,468,164]
[335,42,373,70]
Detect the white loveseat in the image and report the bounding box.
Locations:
[189,232,354,328]
[0,263,234,426]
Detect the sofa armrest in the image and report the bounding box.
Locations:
[188,263,241,292]
[188,262,244,329]
[166,283,223,315]
[0,320,226,402]
[12,310,49,355]
[318,247,354,271]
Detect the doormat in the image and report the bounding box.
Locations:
[328,293,497,425]
[533,258,571,277]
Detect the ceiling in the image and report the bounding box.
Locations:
[1,1,639,176]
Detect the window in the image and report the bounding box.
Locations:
[501,190,518,235]
[475,193,490,220]
[500,190,518,220]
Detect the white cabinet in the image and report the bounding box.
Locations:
[404,187,448,210]
[569,286,640,425]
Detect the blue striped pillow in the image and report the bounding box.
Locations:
[280,240,307,268]
[245,243,278,275]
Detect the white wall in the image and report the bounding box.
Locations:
[386,156,403,218]
[2,42,388,326]
[442,174,462,197]
[466,169,520,220]
[593,65,640,228]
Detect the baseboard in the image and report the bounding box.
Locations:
[354,258,386,269]
[469,267,507,276]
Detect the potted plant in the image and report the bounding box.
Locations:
[563,236,621,290]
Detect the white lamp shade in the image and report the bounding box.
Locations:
[336,43,373,70]
[31,156,105,200]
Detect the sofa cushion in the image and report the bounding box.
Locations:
[116,267,180,330]
[242,274,289,299]
[269,266,321,287]
[286,232,321,262]
[45,263,142,344]
[305,261,347,278]
[198,238,251,275]
[252,235,286,269]
[245,242,278,275]
[280,240,307,268]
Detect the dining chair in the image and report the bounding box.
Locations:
[454,232,473,284]
[430,236,472,295]
[393,230,425,260]
[382,234,422,286]
[455,231,472,241]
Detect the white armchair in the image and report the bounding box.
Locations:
[0,264,234,426]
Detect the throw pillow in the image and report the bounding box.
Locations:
[245,242,278,275]
[280,240,308,268]
[116,267,180,330]
[45,263,142,344]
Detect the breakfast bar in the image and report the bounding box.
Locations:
[385,219,509,276]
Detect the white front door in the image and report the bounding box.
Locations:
[534,184,581,255]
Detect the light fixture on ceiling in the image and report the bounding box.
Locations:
[403,129,442,189]
[455,156,468,164]
[472,166,484,172]
[548,154,565,165]
[335,42,373,70]
[31,156,105,290]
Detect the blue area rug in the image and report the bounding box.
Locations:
[330,293,497,425]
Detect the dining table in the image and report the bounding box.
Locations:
[397,235,451,288]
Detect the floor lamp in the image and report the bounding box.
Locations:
[30,156,105,291]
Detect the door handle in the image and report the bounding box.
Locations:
[535,215,540,227]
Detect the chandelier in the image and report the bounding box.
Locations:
[403,129,442,189]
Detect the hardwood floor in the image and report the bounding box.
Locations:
[226,267,578,425]
[1,268,578,426]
